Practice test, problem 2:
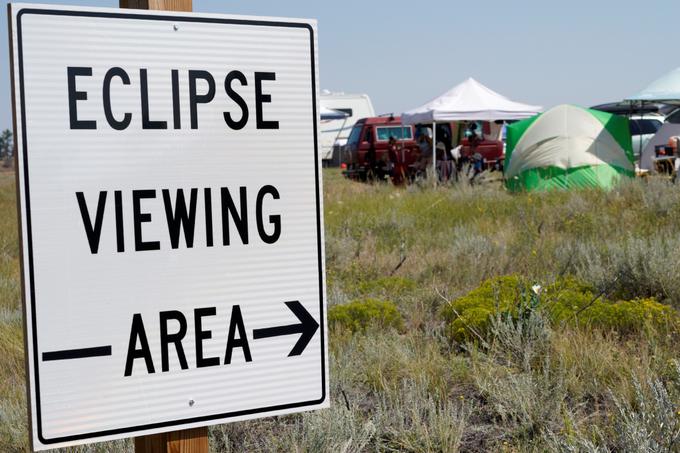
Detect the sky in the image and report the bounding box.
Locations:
[1,0,679,131]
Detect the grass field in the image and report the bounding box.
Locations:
[2,170,680,452]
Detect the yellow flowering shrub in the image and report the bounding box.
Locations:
[442,275,680,342]
[329,298,404,333]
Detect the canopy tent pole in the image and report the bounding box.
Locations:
[638,101,644,169]
[400,124,406,183]
[628,101,633,166]
[432,121,437,186]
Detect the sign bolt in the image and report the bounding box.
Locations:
[189,399,195,407]
[173,24,179,31]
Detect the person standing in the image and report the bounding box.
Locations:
[414,128,433,178]
[365,133,377,182]
[451,144,462,181]
[436,141,452,181]
[387,136,405,185]
[470,152,484,184]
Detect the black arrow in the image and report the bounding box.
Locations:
[253,301,319,356]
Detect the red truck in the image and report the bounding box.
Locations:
[341,116,504,181]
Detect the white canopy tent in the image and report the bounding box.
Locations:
[400,77,542,182]
[625,67,680,171]
[626,67,680,105]
[401,77,542,124]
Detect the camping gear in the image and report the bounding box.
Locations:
[504,104,635,192]
[639,123,680,171]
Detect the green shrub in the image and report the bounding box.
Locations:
[355,276,417,298]
[329,298,404,333]
[546,277,679,335]
[442,275,680,342]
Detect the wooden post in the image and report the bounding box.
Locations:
[134,427,208,453]
[120,0,191,11]
[119,2,207,452]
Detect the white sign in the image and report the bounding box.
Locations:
[9,3,327,450]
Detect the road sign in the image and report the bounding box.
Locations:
[8,3,327,450]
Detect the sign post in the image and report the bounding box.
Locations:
[119,0,205,449]
[129,2,203,451]
[135,427,206,453]
[8,2,327,451]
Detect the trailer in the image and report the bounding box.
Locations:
[320,91,375,166]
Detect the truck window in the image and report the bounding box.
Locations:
[376,126,413,141]
[347,124,363,146]
[629,119,662,136]
[665,110,680,124]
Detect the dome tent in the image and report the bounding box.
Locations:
[504,105,635,192]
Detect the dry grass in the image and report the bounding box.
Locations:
[1,170,680,451]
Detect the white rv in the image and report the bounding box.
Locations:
[320,91,375,166]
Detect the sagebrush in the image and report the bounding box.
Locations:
[1,171,680,452]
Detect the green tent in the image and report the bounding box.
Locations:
[504,104,635,192]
